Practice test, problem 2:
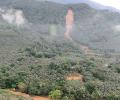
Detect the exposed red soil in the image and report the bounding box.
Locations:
[33,96,49,100]
[66,73,84,81]
[9,90,49,100]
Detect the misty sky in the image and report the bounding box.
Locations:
[91,0,120,10]
[42,0,120,10]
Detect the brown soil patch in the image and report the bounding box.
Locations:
[9,90,49,100]
[33,96,49,100]
[66,73,84,81]
[10,91,30,98]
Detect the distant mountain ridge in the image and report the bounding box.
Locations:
[0,0,120,53]
[41,0,120,12]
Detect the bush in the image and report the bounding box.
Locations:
[17,57,24,62]
[116,68,120,73]
[61,96,69,100]
[91,90,101,99]
[49,90,62,100]
[92,71,105,81]
[17,82,27,92]
[85,82,96,94]
[28,81,51,95]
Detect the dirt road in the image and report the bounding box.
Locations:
[9,90,49,100]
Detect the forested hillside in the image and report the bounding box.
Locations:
[0,0,120,100]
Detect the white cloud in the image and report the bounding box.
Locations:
[0,8,26,26]
[90,0,120,10]
[15,10,25,26]
[114,25,120,31]
[2,9,15,24]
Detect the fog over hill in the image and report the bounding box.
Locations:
[0,0,120,53]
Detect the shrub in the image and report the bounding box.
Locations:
[49,90,62,100]
[92,71,105,81]
[61,96,69,100]
[85,82,96,94]
[116,68,120,73]
[17,57,24,62]
[17,82,27,92]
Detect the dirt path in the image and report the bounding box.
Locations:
[66,73,84,81]
[33,96,49,100]
[9,90,49,100]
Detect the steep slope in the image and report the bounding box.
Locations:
[0,1,120,53]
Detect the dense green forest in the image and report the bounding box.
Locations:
[0,37,120,100]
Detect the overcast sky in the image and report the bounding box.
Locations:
[90,0,120,10]
[42,0,120,10]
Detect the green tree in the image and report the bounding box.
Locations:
[49,90,62,100]
[17,82,27,92]
[61,96,69,100]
